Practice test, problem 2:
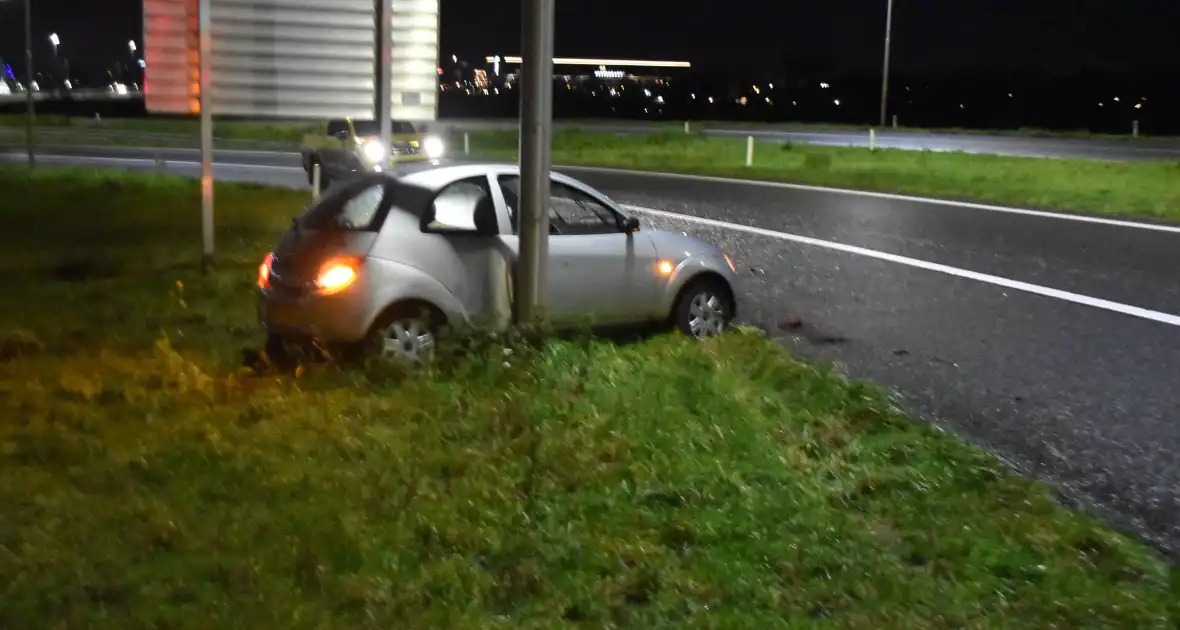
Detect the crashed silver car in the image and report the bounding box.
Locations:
[258,163,739,361]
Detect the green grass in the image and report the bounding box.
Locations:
[0,167,1176,628]
[462,130,1180,223]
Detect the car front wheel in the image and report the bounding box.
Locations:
[672,278,734,339]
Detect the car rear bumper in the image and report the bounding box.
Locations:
[258,287,371,344]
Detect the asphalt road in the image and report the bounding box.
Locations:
[441,119,1180,162]
[6,146,1180,561]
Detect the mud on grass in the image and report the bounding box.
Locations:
[0,168,1175,628]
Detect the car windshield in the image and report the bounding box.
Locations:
[349,120,417,136]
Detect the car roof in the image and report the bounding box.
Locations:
[387,161,590,191]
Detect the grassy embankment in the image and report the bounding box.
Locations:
[464,130,1180,223]
[0,167,1176,628]
[3,115,1178,223]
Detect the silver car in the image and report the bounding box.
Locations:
[258,163,739,361]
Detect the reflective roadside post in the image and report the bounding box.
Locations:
[515,0,555,324]
[199,0,214,274]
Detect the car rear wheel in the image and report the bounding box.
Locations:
[306,156,329,188]
[363,302,445,364]
[672,277,733,340]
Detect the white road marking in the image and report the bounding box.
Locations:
[624,204,1180,328]
[1,152,299,171]
[566,165,1180,235]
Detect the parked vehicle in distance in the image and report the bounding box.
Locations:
[300,118,446,188]
[258,163,739,362]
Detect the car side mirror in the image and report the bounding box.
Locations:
[621,216,641,232]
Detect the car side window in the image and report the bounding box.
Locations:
[497,176,621,236]
[423,177,498,235]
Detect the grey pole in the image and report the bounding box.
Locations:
[23,0,35,167]
[198,0,214,273]
[878,0,894,128]
[375,0,393,150]
[515,0,555,324]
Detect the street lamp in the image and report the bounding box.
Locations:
[0,0,36,167]
[128,40,137,53]
[878,0,895,128]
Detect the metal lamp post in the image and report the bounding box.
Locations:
[0,0,36,166]
[878,0,895,128]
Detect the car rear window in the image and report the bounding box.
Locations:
[300,181,389,232]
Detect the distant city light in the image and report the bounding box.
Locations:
[833,99,840,105]
[752,85,760,94]
[452,54,457,63]
[708,96,714,103]
[655,95,665,104]
[768,83,774,89]
[691,93,696,99]
[1113,96,1120,102]
[128,40,137,52]
[49,33,60,47]
[593,69,624,79]
[643,88,652,97]
[765,97,771,104]
[137,59,146,68]
[494,56,691,68]
[1135,103,1143,109]
[820,82,830,89]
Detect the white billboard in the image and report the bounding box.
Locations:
[143,0,439,120]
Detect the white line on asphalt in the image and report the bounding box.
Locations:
[31,144,299,157]
[2,153,299,171]
[624,204,1180,328]
[568,165,1180,235]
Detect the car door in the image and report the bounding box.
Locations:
[378,174,509,319]
[495,174,659,325]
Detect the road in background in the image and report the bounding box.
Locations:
[3,113,1180,162]
[5,146,1180,559]
[438,119,1180,162]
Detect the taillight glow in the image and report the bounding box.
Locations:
[315,259,359,295]
[258,253,274,288]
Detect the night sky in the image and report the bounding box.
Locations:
[2,0,1179,80]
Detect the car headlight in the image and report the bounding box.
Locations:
[423,135,445,159]
[361,139,386,163]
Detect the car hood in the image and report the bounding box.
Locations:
[645,225,725,260]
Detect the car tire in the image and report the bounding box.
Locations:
[307,155,329,188]
[672,277,734,340]
[353,301,446,365]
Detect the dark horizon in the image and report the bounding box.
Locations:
[2,0,1180,82]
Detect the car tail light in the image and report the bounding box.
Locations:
[315,258,360,295]
[258,253,274,288]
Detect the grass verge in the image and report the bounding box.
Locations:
[466,130,1180,223]
[4,116,1178,222]
[0,167,1176,628]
